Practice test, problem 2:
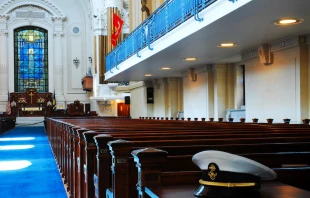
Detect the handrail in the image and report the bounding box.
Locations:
[106,0,219,73]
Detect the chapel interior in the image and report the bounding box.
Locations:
[1,0,310,197]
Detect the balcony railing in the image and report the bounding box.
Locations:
[106,0,219,73]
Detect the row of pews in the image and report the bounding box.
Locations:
[0,116,16,134]
[45,117,310,198]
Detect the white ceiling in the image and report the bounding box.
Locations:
[106,0,310,81]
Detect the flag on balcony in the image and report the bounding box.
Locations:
[111,13,124,46]
[52,89,56,110]
[6,92,11,115]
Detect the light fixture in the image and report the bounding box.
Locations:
[145,74,152,76]
[274,18,303,26]
[183,58,197,61]
[161,67,171,70]
[217,43,237,48]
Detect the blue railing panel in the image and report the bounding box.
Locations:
[106,0,220,73]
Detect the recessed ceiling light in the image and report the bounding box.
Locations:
[183,58,197,61]
[217,43,237,48]
[161,67,171,70]
[145,74,152,76]
[274,18,303,26]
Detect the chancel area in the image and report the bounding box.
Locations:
[1,0,310,198]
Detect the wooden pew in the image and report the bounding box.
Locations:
[131,148,310,198]
[45,117,310,198]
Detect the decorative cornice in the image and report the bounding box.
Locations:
[269,36,300,52]
[0,14,9,19]
[241,35,310,61]
[241,48,258,60]
[105,0,122,11]
[216,64,228,71]
[53,32,64,37]
[207,64,216,71]
[0,30,8,36]
[0,0,65,17]
[116,81,145,92]
[51,16,65,22]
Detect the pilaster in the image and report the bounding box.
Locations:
[0,15,9,103]
[207,65,215,119]
[52,17,65,100]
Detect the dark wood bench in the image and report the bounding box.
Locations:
[45,117,310,198]
[131,148,310,198]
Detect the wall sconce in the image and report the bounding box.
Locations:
[141,0,150,16]
[73,57,80,69]
[88,57,92,63]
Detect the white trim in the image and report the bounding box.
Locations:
[7,20,54,93]
[0,0,65,17]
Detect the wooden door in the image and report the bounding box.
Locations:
[117,103,130,117]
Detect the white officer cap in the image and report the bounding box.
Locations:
[192,150,277,197]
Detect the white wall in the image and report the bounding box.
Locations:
[130,86,147,118]
[0,0,92,112]
[244,48,298,123]
[183,71,208,119]
[153,79,165,117]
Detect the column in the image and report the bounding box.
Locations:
[168,77,180,118]
[129,0,143,31]
[299,36,309,119]
[215,64,228,120]
[52,17,65,101]
[207,65,215,119]
[0,15,9,110]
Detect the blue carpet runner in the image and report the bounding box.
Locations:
[0,126,67,198]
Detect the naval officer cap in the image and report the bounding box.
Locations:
[192,150,277,198]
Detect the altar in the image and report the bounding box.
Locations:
[9,88,53,117]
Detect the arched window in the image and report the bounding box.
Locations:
[14,26,48,92]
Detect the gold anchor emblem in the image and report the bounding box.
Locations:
[208,164,217,180]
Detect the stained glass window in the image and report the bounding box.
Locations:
[14,26,48,92]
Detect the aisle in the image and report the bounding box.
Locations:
[0,126,67,198]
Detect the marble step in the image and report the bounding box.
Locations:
[15,117,45,126]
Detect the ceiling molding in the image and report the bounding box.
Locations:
[116,81,145,92]
[0,0,65,17]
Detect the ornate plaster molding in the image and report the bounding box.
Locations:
[104,0,122,11]
[269,36,300,52]
[51,16,65,22]
[241,35,310,61]
[53,32,64,37]
[0,0,65,17]
[241,48,258,60]
[0,30,8,36]
[116,81,145,92]
[0,14,9,19]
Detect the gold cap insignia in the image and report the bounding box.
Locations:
[208,163,218,180]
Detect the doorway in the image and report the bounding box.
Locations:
[117,103,130,117]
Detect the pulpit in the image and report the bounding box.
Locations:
[67,100,84,116]
[81,76,93,91]
[9,88,53,117]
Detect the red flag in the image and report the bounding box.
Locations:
[6,93,11,115]
[111,13,124,46]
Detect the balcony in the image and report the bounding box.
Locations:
[105,0,310,81]
[105,0,251,80]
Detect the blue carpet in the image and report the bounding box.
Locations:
[0,126,67,198]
